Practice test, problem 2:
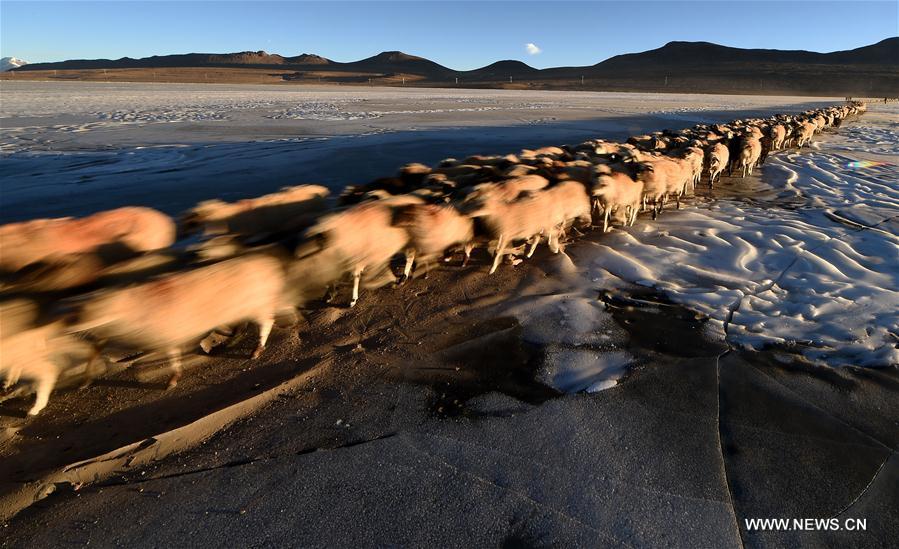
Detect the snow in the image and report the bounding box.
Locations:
[574,105,899,368]
[0,57,27,72]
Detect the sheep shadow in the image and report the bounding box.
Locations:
[0,350,321,486]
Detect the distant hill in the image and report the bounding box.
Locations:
[340,51,455,76]
[8,38,898,95]
[595,38,898,69]
[462,60,539,81]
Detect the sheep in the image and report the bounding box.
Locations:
[735,137,763,177]
[679,146,705,193]
[1,253,107,294]
[519,146,565,160]
[759,131,774,165]
[1,299,97,415]
[627,135,654,150]
[502,163,538,178]
[432,164,489,179]
[813,115,827,132]
[463,154,520,168]
[557,160,595,185]
[338,177,410,205]
[65,253,290,388]
[770,124,786,150]
[363,190,429,207]
[0,207,175,274]
[3,247,188,295]
[468,183,587,274]
[633,160,668,219]
[304,198,417,307]
[546,181,593,233]
[393,203,475,281]
[397,163,432,186]
[658,156,693,208]
[462,174,549,205]
[591,165,645,232]
[180,184,329,237]
[795,121,816,148]
[707,143,730,188]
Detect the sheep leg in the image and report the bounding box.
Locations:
[3,366,23,390]
[462,243,473,267]
[27,362,58,416]
[489,235,507,275]
[592,199,602,226]
[603,208,611,233]
[548,229,561,253]
[166,348,182,389]
[526,234,540,258]
[401,249,415,284]
[350,265,364,307]
[252,314,274,359]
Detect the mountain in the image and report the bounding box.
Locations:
[339,51,455,76]
[287,53,331,65]
[18,51,297,71]
[1,57,27,72]
[462,60,538,80]
[571,38,899,94]
[7,39,898,95]
[595,38,899,70]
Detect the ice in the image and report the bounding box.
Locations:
[569,104,899,367]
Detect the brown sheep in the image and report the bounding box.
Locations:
[2,299,97,415]
[592,165,645,232]
[462,175,550,205]
[305,199,415,306]
[180,184,329,237]
[735,137,763,177]
[0,207,175,274]
[394,204,475,281]
[795,121,816,149]
[66,254,289,388]
[707,143,730,188]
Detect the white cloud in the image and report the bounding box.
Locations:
[525,43,542,55]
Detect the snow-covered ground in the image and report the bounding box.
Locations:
[570,105,898,368]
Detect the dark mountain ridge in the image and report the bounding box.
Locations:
[11,38,898,95]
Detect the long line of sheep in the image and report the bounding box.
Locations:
[0,101,867,416]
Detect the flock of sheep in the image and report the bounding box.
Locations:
[0,101,867,416]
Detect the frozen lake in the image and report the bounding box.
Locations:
[0,81,840,221]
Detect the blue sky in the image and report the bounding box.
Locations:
[1,1,897,69]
